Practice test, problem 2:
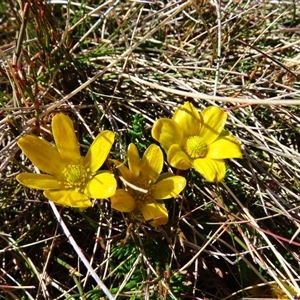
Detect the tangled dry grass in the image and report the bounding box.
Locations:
[1,0,300,299]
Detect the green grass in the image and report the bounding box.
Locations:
[1,0,300,299]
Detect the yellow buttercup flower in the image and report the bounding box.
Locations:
[110,143,186,227]
[17,113,117,208]
[152,102,242,182]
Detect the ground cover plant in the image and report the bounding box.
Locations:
[1,0,300,299]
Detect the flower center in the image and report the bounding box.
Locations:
[128,178,154,210]
[62,164,89,191]
[184,135,207,158]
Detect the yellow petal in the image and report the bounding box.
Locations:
[151,118,183,150]
[110,189,136,212]
[140,202,168,227]
[84,172,116,199]
[167,144,192,170]
[140,144,163,183]
[109,159,133,183]
[154,176,186,199]
[44,189,92,208]
[207,132,242,159]
[17,173,64,190]
[200,106,227,145]
[83,130,115,173]
[17,135,65,176]
[193,158,226,182]
[127,143,141,177]
[172,102,201,137]
[156,172,174,182]
[52,113,81,163]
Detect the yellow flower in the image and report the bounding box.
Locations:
[152,102,242,182]
[110,143,186,227]
[17,113,117,208]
